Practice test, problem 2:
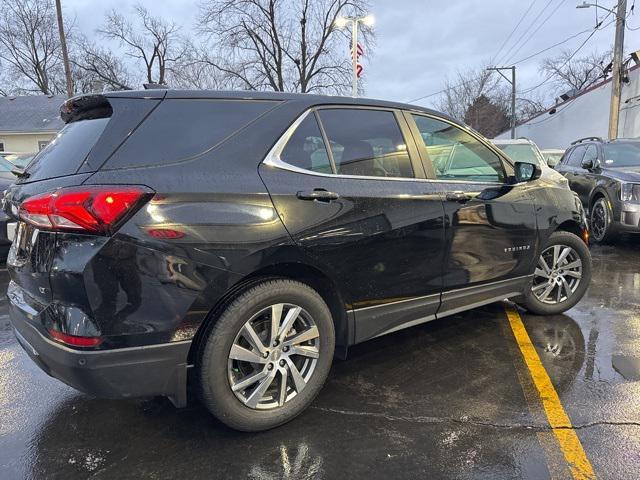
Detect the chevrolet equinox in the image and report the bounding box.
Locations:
[5,90,592,431]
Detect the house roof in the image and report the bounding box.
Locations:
[0,95,66,134]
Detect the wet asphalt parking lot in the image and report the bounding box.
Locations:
[1,240,639,479]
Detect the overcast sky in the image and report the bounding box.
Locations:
[63,0,640,109]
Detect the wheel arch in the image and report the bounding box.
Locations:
[188,262,352,366]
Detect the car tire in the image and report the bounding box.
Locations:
[198,279,335,431]
[518,231,592,315]
[590,197,617,244]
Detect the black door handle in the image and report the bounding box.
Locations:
[296,189,340,202]
[445,191,471,203]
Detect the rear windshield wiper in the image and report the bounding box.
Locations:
[11,168,30,179]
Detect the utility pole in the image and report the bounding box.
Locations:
[55,0,74,98]
[577,1,627,139]
[487,66,517,139]
[609,0,627,139]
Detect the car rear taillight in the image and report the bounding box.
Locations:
[48,328,103,347]
[19,186,152,235]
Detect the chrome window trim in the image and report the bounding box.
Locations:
[262,108,512,186]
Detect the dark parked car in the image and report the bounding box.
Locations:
[556,136,640,243]
[5,91,592,431]
[0,156,17,257]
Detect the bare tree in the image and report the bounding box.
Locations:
[0,0,65,94]
[541,49,612,94]
[197,0,372,94]
[435,67,509,122]
[97,4,187,86]
[73,37,134,91]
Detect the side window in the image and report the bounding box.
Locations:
[281,114,332,173]
[581,144,598,168]
[411,115,505,183]
[317,108,414,178]
[567,146,586,167]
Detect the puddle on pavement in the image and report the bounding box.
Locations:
[612,355,640,381]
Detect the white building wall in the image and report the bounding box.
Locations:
[0,133,56,153]
[496,66,640,149]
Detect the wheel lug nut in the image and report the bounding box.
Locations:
[283,346,289,352]
[267,363,274,370]
[263,351,269,358]
[279,360,286,367]
[272,340,279,347]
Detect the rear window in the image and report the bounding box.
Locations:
[24,118,109,181]
[104,99,277,169]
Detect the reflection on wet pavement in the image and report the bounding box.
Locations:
[0,238,639,479]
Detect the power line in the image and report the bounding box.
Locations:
[511,28,593,65]
[519,14,616,95]
[503,0,566,65]
[496,0,555,65]
[406,20,611,104]
[491,0,539,63]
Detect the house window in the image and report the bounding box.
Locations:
[38,140,49,151]
[0,142,4,152]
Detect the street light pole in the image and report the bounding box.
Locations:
[487,66,517,139]
[55,0,73,98]
[577,0,627,139]
[335,14,374,98]
[351,19,358,98]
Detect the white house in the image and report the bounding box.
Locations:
[0,95,66,153]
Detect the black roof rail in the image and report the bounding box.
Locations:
[571,136,603,145]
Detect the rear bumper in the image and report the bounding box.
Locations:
[9,291,191,407]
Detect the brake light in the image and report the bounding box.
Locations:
[49,328,103,347]
[19,186,152,235]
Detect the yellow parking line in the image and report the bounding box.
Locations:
[504,305,595,480]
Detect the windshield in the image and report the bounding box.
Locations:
[495,144,542,166]
[602,143,640,167]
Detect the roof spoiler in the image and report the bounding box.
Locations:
[60,94,113,124]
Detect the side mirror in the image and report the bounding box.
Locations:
[581,158,594,169]
[514,162,542,183]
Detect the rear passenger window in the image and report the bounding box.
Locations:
[317,109,414,178]
[281,114,332,173]
[105,99,276,169]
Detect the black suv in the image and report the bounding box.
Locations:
[5,90,591,431]
[556,136,640,243]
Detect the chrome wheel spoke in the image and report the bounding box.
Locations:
[538,283,555,302]
[278,370,287,407]
[534,267,550,279]
[561,276,572,299]
[556,247,571,266]
[232,369,269,392]
[286,358,307,392]
[270,304,283,344]
[242,323,267,355]
[562,259,582,270]
[564,270,582,279]
[290,345,320,359]
[278,306,302,341]
[230,344,267,364]
[283,326,319,347]
[539,257,552,275]
[532,282,548,292]
[245,370,277,408]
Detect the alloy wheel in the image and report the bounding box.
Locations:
[590,202,607,241]
[227,303,320,410]
[531,244,583,305]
